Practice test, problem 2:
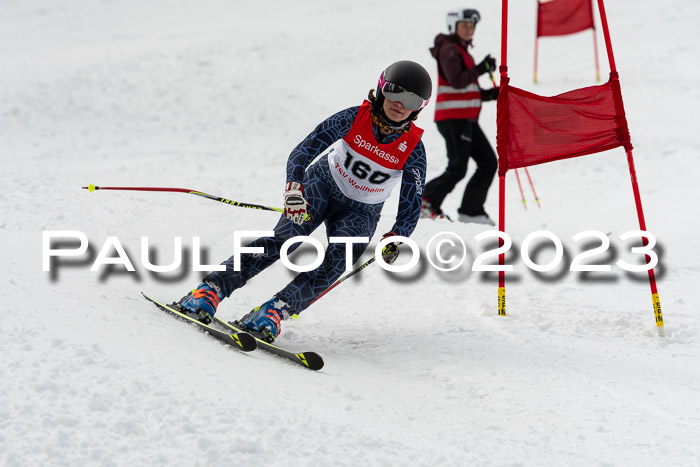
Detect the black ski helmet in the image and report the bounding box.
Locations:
[374,60,433,120]
[446,9,481,34]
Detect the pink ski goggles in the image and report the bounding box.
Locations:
[378,74,430,111]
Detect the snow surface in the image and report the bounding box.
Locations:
[2,0,700,465]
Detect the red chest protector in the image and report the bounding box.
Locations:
[326,101,423,204]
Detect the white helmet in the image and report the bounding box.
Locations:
[446,8,481,34]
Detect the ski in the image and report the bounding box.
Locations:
[141,293,257,352]
[213,317,324,371]
[141,292,323,370]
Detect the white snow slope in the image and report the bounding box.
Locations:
[2,0,700,465]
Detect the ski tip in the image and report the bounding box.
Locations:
[295,352,324,371]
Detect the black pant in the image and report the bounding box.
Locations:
[424,119,497,216]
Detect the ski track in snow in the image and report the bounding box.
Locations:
[2,0,700,466]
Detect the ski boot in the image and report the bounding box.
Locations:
[457,211,495,226]
[174,282,223,324]
[420,198,446,220]
[234,297,293,343]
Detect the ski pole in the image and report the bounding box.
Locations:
[485,61,498,89]
[310,257,376,306]
[83,184,284,213]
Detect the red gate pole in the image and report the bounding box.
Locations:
[523,167,541,209]
[597,0,665,336]
[592,27,601,82]
[534,38,540,84]
[590,0,601,82]
[534,1,540,83]
[515,169,527,210]
[498,175,507,316]
[498,0,510,317]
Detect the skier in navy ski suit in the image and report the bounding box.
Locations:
[177,61,432,342]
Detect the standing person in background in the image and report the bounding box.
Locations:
[421,9,499,225]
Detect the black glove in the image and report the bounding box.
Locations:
[481,87,499,101]
[381,231,400,265]
[476,55,497,76]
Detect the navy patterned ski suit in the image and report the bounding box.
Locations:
[203,105,427,315]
